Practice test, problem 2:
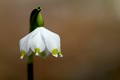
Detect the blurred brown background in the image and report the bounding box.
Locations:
[0,0,120,80]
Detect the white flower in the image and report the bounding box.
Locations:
[19,27,63,59]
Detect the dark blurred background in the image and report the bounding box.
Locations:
[0,0,120,80]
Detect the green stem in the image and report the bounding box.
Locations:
[27,6,44,80]
[28,54,34,63]
[27,54,34,80]
[27,7,38,80]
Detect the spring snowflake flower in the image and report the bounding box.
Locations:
[19,27,63,59]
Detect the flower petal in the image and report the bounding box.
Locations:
[31,31,45,55]
[40,27,61,55]
[19,27,41,53]
[29,27,41,37]
[19,34,31,53]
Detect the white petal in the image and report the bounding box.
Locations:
[20,56,24,59]
[49,31,61,50]
[19,34,28,52]
[19,34,31,53]
[19,27,41,54]
[40,27,61,53]
[31,31,45,53]
[29,27,41,37]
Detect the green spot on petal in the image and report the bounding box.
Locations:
[52,49,58,57]
[52,49,58,54]
[20,50,25,59]
[35,48,40,55]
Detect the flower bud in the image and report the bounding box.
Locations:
[36,7,44,27]
[30,7,44,32]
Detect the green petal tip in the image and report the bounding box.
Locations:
[52,49,59,57]
[20,50,25,59]
[59,51,63,57]
[35,48,40,56]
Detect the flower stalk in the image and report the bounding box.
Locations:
[28,7,43,80]
[27,54,34,80]
[19,6,63,80]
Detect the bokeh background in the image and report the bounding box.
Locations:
[0,0,120,80]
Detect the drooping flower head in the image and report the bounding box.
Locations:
[19,7,63,59]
